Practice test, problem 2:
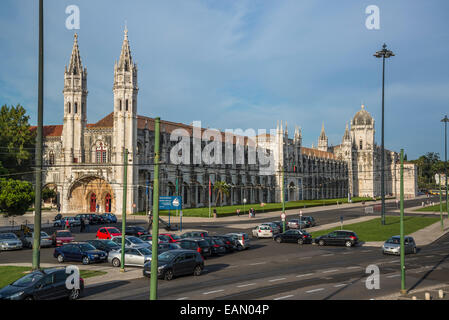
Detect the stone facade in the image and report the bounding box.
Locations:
[35,31,416,215]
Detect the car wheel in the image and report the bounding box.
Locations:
[237,245,243,251]
[57,254,64,263]
[297,238,304,245]
[275,237,282,243]
[112,258,120,267]
[318,240,325,246]
[345,241,352,247]
[164,269,174,281]
[193,265,202,276]
[82,256,90,265]
[69,288,81,300]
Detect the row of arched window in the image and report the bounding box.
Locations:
[67,102,84,114]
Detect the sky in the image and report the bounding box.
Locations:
[0,0,448,160]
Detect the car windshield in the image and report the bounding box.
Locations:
[159,235,170,241]
[0,233,18,240]
[139,247,152,255]
[108,228,120,234]
[159,251,177,262]
[128,237,145,244]
[103,240,119,247]
[12,272,44,287]
[170,234,181,240]
[198,240,209,247]
[79,243,96,251]
[169,243,181,249]
[386,238,400,244]
[57,231,72,237]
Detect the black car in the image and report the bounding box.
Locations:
[75,214,98,225]
[86,239,121,254]
[300,216,316,228]
[314,230,359,247]
[274,229,312,245]
[178,238,211,258]
[143,249,204,280]
[54,242,108,264]
[158,242,182,254]
[125,225,149,237]
[0,267,84,300]
[204,237,226,256]
[215,235,237,253]
[272,221,288,232]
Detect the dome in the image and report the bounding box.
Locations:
[352,105,373,125]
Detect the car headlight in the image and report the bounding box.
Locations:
[7,291,24,300]
[158,265,165,271]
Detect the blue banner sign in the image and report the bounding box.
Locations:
[159,196,182,210]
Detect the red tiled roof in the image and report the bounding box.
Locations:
[301,147,337,160]
[30,125,63,137]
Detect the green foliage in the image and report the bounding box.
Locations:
[0,178,34,216]
[0,104,36,178]
[213,181,230,207]
[42,186,56,202]
[410,152,446,189]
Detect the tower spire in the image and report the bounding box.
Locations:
[67,33,83,75]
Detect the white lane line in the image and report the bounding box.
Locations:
[346,266,361,270]
[322,269,339,273]
[334,283,347,288]
[249,262,266,266]
[177,297,188,300]
[322,254,335,257]
[269,278,287,282]
[296,273,314,278]
[300,256,312,259]
[306,288,325,294]
[425,255,434,258]
[274,295,294,300]
[203,289,224,295]
[237,283,256,288]
[386,274,400,278]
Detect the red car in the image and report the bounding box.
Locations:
[96,227,122,240]
[51,230,74,247]
[160,233,182,243]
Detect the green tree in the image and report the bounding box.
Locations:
[0,178,34,216]
[0,104,36,178]
[42,186,56,203]
[213,181,230,207]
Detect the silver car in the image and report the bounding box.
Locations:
[111,236,151,249]
[22,231,53,248]
[382,236,417,255]
[0,233,23,251]
[108,247,152,267]
[260,222,281,234]
[225,232,251,250]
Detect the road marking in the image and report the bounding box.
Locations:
[323,269,339,273]
[306,288,325,294]
[296,273,314,278]
[177,297,188,300]
[203,289,224,295]
[342,252,352,255]
[237,283,256,288]
[334,283,347,288]
[425,255,434,258]
[249,262,266,266]
[322,254,334,257]
[346,266,361,270]
[274,295,294,300]
[300,256,312,259]
[269,278,287,282]
[386,274,400,278]
[361,250,371,253]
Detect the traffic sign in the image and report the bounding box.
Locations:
[159,196,182,210]
[281,213,286,220]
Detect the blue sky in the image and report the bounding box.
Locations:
[1,0,448,160]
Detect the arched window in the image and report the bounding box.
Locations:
[74,102,78,114]
[96,142,107,163]
[68,102,71,114]
[126,99,129,111]
[49,151,55,165]
[359,140,363,150]
[119,100,122,111]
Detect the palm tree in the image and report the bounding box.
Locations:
[213,181,230,207]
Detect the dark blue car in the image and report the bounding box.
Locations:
[54,242,107,265]
[101,213,117,224]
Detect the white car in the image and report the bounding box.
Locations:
[108,247,152,267]
[252,225,273,238]
[260,222,280,234]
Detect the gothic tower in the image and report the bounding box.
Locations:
[62,33,87,164]
[317,122,328,152]
[112,27,139,214]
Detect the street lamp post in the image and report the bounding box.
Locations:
[374,43,395,226]
[441,115,449,218]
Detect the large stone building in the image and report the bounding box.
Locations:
[35,31,416,215]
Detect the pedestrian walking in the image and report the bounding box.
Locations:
[57,203,61,213]
[252,208,256,218]
[237,209,240,217]
[147,210,153,232]
[96,204,100,213]
[65,219,70,230]
[80,218,85,233]
[85,218,90,232]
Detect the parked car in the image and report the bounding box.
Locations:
[86,239,121,254]
[53,213,63,221]
[139,234,169,245]
[96,227,122,240]
[314,230,359,247]
[252,225,273,239]
[111,236,151,249]
[21,231,53,248]
[125,225,149,237]
[180,231,209,239]
[51,230,74,247]
[0,233,23,251]
[215,235,237,252]
[260,222,281,234]
[159,233,182,243]
[203,237,226,256]
[100,213,117,224]
[54,242,107,264]
[0,267,83,300]
[382,236,417,255]
[53,217,80,228]
[274,229,312,245]
[178,238,211,258]
[288,219,307,229]
[225,233,251,250]
[92,214,106,224]
[143,249,204,280]
[108,247,152,267]
[272,221,288,232]
[300,216,316,228]
[75,214,95,225]
[158,242,182,254]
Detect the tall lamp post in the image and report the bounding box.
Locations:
[441,115,449,218]
[374,43,395,226]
